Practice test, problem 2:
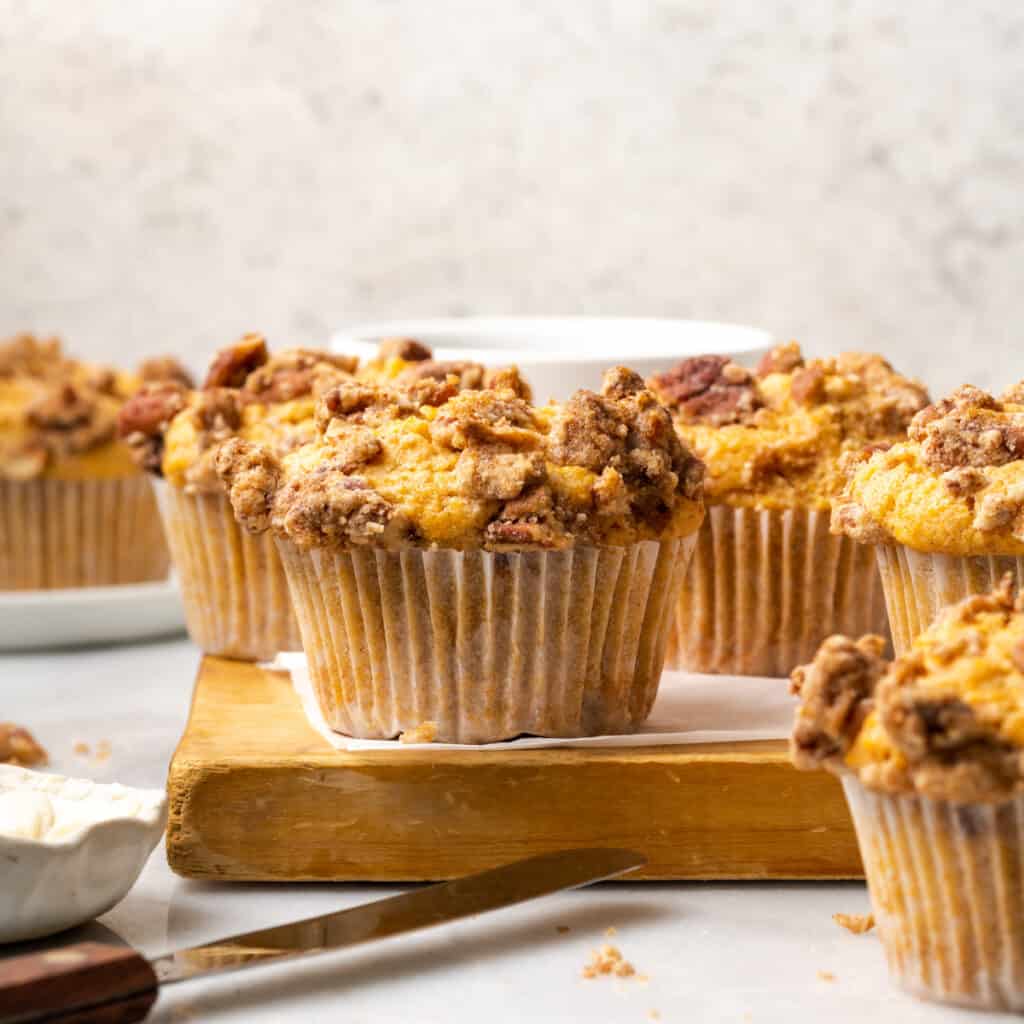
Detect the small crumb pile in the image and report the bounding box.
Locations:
[582,944,636,979]
[399,721,438,744]
[73,739,113,763]
[817,970,836,983]
[833,912,875,935]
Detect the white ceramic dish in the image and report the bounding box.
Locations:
[0,765,167,943]
[331,317,774,400]
[0,577,186,651]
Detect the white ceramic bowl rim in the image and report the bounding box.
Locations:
[332,316,773,365]
[0,765,166,849]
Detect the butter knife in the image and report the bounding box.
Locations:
[0,847,644,1023]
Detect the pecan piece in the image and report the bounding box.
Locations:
[756,342,804,377]
[117,383,188,439]
[138,355,194,389]
[376,337,432,362]
[650,355,760,426]
[203,334,269,388]
[0,723,48,767]
[791,365,827,405]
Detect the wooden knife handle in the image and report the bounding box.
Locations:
[0,942,158,1024]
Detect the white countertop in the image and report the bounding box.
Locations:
[2,636,1010,1023]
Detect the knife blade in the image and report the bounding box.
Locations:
[0,847,645,1024]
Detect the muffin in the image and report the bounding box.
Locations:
[791,578,1024,1011]
[834,381,1024,653]
[649,343,929,676]
[216,366,705,742]
[0,333,185,589]
[118,334,359,660]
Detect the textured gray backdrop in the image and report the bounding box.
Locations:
[1,1,1021,395]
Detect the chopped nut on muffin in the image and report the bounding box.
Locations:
[834,382,1024,554]
[0,334,184,589]
[216,366,704,551]
[792,576,1024,803]
[648,341,926,676]
[650,343,929,510]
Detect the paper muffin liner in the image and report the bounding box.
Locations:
[153,482,301,660]
[876,544,1024,655]
[843,775,1024,1011]
[276,536,694,743]
[0,477,168,590]
[665,505,888,677]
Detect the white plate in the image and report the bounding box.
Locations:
[332,316,774,400]
[0,578,186,651]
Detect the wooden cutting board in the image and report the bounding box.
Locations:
[166,657,863,881]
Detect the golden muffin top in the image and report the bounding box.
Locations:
[119,335,529,495]
[215,366,705,551]
[791,578,1024,803]
[648,342,929,510]
[833,383,1024,555]
[119,334,359,491]
[0,333,191,482]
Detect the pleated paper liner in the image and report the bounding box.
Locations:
[876,544,1024,655]
[0,476,168,590]
[277,536,694,743]
[843,776,1024,1011]
[665,505,889,677]
[153,482,301,661]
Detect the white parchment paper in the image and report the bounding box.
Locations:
[270,652,796,751]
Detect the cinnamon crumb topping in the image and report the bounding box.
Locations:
[216,366,704,551]
[792,577,1024,802]
[651,343,927,509]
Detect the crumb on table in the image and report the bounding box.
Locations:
[399,721,438,744]
[833,912,875,934]
[817,970,836,983]
[556,925,571,935]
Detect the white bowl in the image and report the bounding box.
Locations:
[331,317,774,401]
[0,766,167,943]
[0,577,186,652]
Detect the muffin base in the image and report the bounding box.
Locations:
[665,505,888,677]
[843,776,1024,1011]
[277,537,694,743]
[0,477,168,590]
[876,545,1024,655]
[154,483,301,660]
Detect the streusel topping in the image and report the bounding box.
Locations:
[833,383,1024,554]
[0,334,190,481]
[216,366,705,550]
[119,335,358,492]
[791,578,1024,803]
[650,343,928,509]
